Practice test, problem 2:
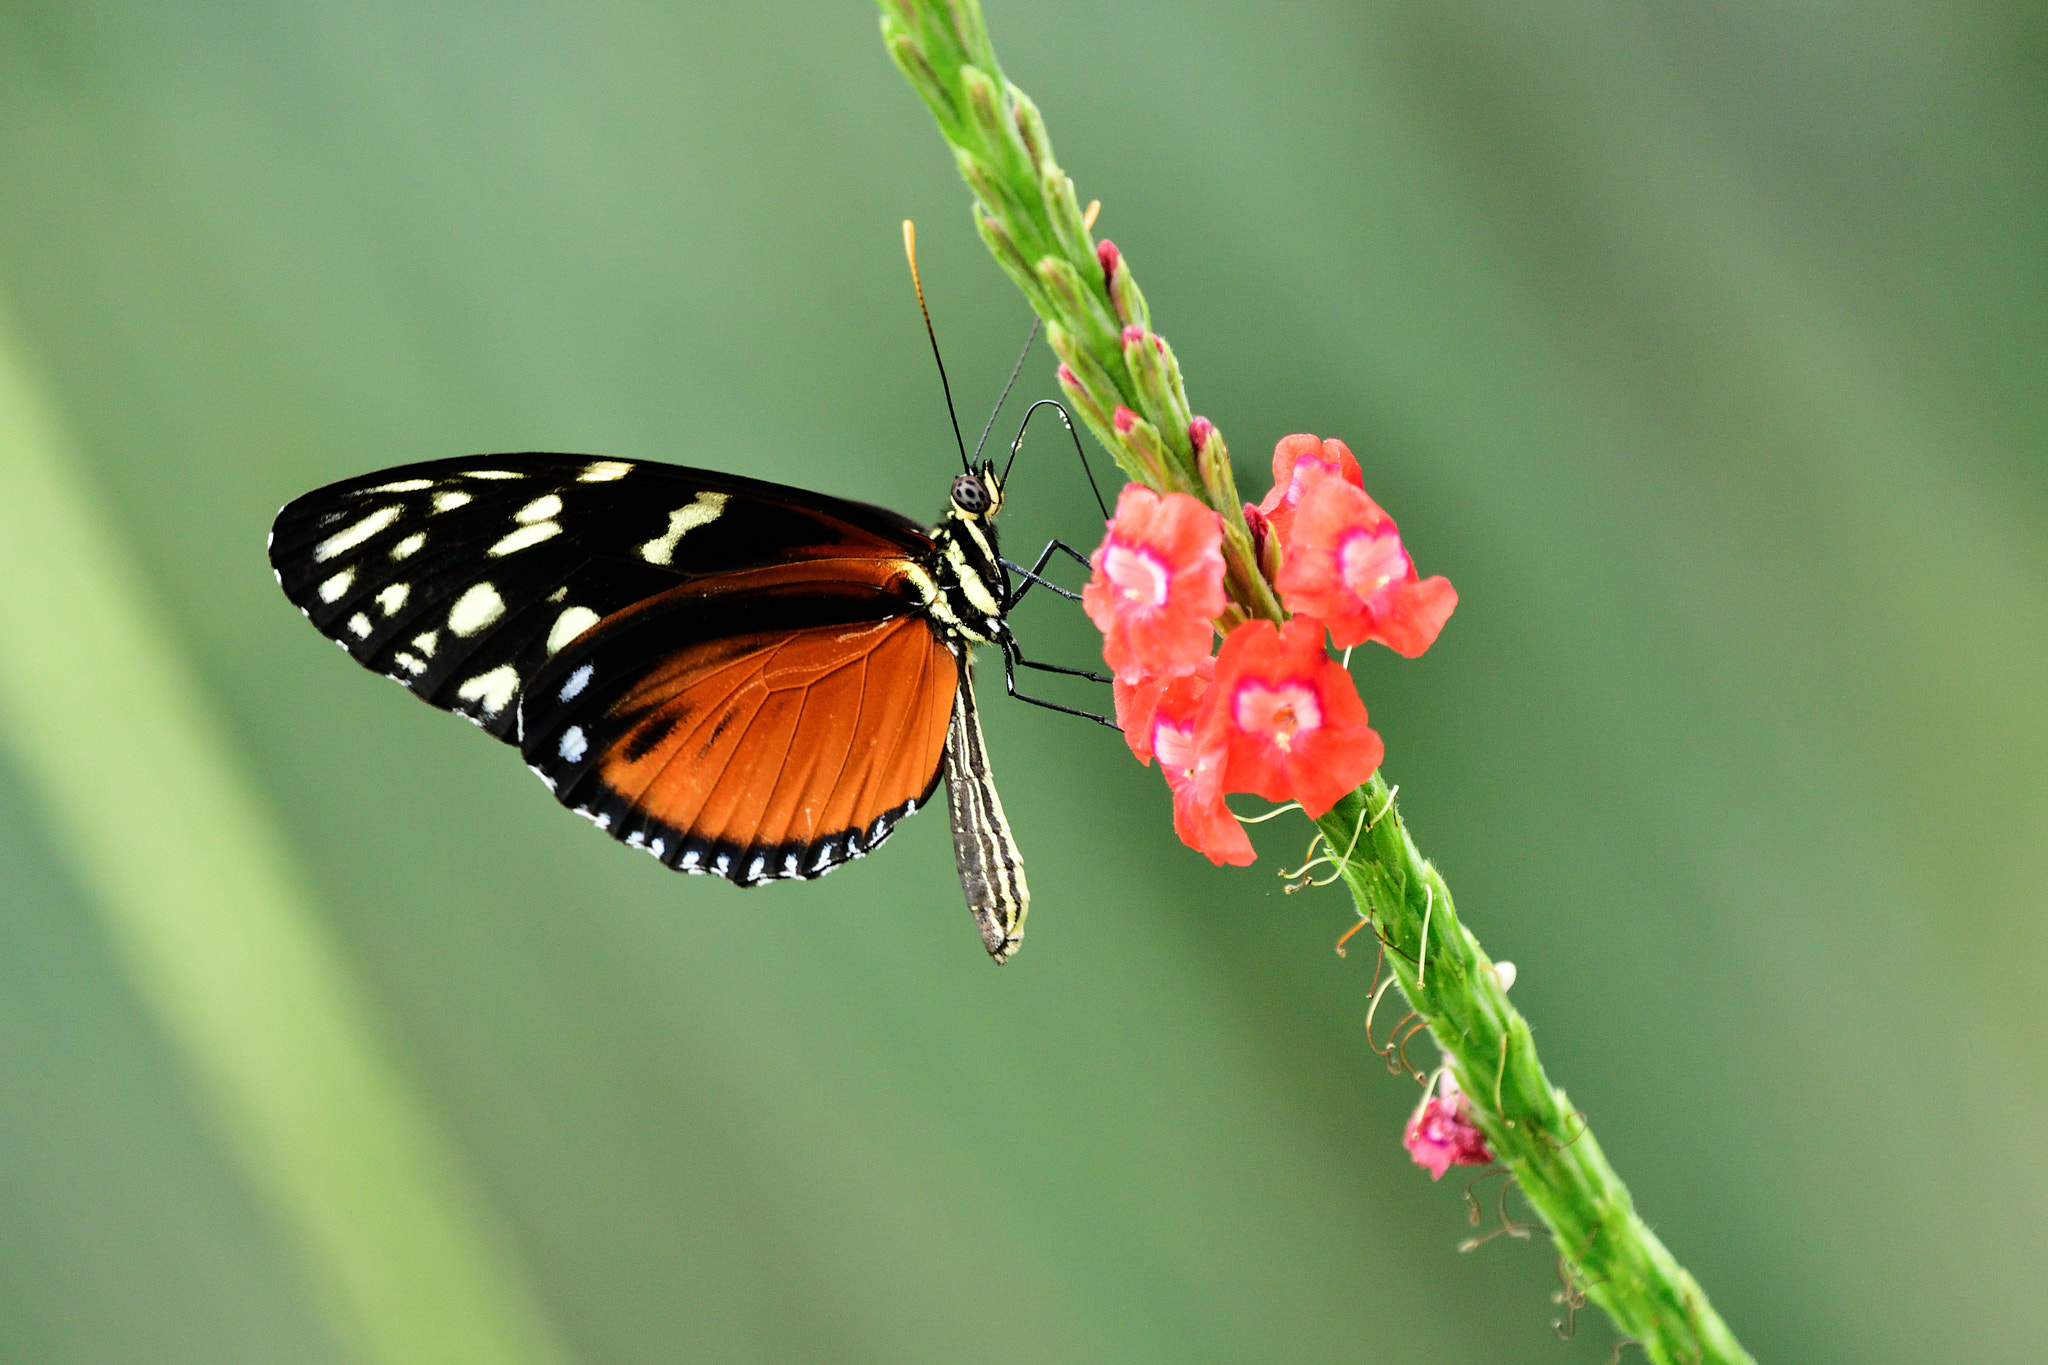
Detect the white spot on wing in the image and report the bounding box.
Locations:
[455,663,520,715]
[579,460,631,482]
[650,838,665,858]
[375,583,409,615]
[639,491,729,565]
[559,725,587,761]
[318,569,354,603]
[515,494,563,523]
[391,532,425,560]
[461,469,523,479]
[487,522,561,556]
[448,582,505,636]
[315,506,401,561]
[367,478,434,492]
[546,606,600,654]
[347,612,372,638]
[432,491,472,513]
[559,663,593,701]
[412,630,439,657]
[394,651,425,675]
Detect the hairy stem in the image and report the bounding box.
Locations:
[881,2,1755,1361]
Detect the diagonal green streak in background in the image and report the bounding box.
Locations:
[0,308,567,1365]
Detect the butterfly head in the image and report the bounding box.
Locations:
[949,463,1003,521]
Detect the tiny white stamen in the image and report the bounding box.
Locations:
[318,569,354,603]
[376,582,410,615]
[315,506,401,561]
[447,582,505,636]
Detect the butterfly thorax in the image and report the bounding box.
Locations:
[918,466,1010,648]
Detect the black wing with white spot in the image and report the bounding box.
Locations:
[268,453,937,741]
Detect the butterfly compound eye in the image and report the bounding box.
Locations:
[950,473,991,516]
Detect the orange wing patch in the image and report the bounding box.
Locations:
[580,615,957,883]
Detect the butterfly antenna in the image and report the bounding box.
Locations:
[902,220,972,474]
[1005,398,1110,521]
[973,318,1041,466]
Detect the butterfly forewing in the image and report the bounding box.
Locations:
[269,454,936,737]
[270,453,958,883]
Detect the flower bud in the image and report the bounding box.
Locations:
[1244,502,1284,587]
[1112,406,1175,488]
[1191,416,1236,511]
[1122,327,1193,470]
[1098,238,1150,329]
[1038,255,1120,354]
[1096,239,1121,287]
[973,204,1049,315]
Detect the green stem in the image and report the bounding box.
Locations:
[1318,781,1750,1364]
[881,3,1755,1361]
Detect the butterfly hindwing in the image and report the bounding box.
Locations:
[269,454,936,739]
[520,576,959,883]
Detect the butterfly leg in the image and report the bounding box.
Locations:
[998,635,1118,729]
[1000,539,1094,610]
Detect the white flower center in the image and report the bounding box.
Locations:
[1105,542,1172,608]
[1233,681,1322,751]
[1339,528,1407,600]
[1153,718,1199,779]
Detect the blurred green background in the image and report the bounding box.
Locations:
[1,1,2043,1361]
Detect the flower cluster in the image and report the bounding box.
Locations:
[1084,433,1456,864]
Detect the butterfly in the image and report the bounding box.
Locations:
[269,225,1113,962]
[267,445,1105,961]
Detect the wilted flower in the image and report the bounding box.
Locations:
[1404,1067,1493,1180]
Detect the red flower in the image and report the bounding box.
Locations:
[1201,618,1384,818]
[1113,655,1214,765]
[1151,680,1255,868]
[1083,485,1227,683]
[1256,433,1363,543]
[1275,478,1458,656]
[1404,1068,1493,1180]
